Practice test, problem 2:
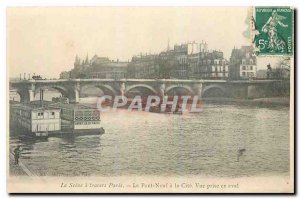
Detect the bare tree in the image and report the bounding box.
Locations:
[272,57,290,79]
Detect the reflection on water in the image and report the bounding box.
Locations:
[10,104,290,177]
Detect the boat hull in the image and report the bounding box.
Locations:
[49,127,105,137]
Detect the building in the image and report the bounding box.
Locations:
[157,50,176,79]
[10,101,61,137]
[158,41,229,79]
[127,41,210,79]
[229,46,257,80]
[65,41,230,80]
[173,43,189,78]
[70,55,128,79]
[189,50,229,79]
[127,54,159,79]
[86,61,128,79]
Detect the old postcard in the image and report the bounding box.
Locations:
[7,7,294,193]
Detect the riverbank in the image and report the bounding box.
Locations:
[9,153,27,176]
[9,149,36,176]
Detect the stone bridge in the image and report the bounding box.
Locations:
[9,78,287,103]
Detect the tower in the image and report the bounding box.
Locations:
[74,55,81,68]
[85,53,89,65]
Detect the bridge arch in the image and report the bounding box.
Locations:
[33,85,77,102]
[34,85,70,97]
[14,88,30,103]
[80,84,117,97]
[202,84,228,98]
[125,84,158,95]
[165,85,194,95]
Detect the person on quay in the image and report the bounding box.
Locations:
[14,146,21,165]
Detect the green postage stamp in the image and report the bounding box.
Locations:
[254,7,294,56]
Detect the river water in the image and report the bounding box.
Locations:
[9,102,290,177]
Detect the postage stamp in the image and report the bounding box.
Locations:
[254,7,294,56]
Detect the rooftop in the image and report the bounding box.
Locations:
[10,100,61,111]
[49,102,98,110]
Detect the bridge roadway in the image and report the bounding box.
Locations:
[9,78,286,103]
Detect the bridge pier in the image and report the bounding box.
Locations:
[29,90,35,102]
[68,85,80,103]
[74,89,79,103]
[193,83,203,99]
[120,82,126,97]
[159,83,165,98]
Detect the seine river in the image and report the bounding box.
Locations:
[10,101,290,177]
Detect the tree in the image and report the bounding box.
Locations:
[272,57,290,79]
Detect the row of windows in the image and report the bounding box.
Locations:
[74,110,100,116]
[212,66,228,72]
[211,73,229,77]
[75,116,100,121]
[178,57,188,64]
[198,60,227,65]
[241,72,255,77]
[37,112,55,116]
[241,65,254,71]
[74,121,100,125]
[242,59,254,65]
[36,111,57,119]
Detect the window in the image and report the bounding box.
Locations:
[250,59,253,64]
[37,112,44,119]
[250,66,253,70]
[242,72,246,76]
[242,66,246,70]
[242,59,246,64]
[49,111,55,119]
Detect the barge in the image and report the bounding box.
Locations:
[49,103,105,136]
[10,100,105,138]
[10,101,61,138]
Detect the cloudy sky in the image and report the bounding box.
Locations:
[7,7,275,78]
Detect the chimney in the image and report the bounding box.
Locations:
[40,89,44,107]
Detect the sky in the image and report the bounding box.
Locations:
[7,7,277,78]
